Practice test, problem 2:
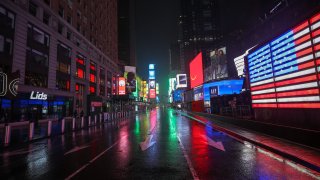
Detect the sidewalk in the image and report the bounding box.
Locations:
[181,110,320,173]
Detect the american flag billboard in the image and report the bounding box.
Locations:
[248,12,320,109]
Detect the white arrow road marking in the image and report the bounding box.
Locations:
[64,145,90,156]
[140,134,156,151]
[202,135,225,152]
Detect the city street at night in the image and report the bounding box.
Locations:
[1,108,319,179]
[1,0,320,179]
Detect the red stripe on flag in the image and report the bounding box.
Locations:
[317,58,320,65]
[292,21,309,33]
[310,13,320,24]
[312,29,320,38]
[314,44,320,51]
[251,83,274,91]
[298,61,315,70]
[275,75,317,87]
[252,93,276,100]
[277,88,319,97]
[252,104,277,108]
[296,47,313,58]
[295,34,311,45]
[278,103,320,108]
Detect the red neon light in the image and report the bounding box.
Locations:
[90,64,96,71]
[294,34,311,45]
[67,80,70,90]
[76,58,85,65]
[310,12,320,24]
[189,52,204,89]
[90,86,95,93]
[298,61,315,70]
[252,104,277,108]
[292,21,309,33]
[275,75,317,87]
[77,68,84,78]
[277,88,319,97]
[75,84,79,91]
[90,74,95,83]
[313,44,320,51]
[252,93,276,100]
[296,47,313,58]
[251,83,274,91]
[278,103,320,108]
[316,59,320,65]
[312,29,320,38]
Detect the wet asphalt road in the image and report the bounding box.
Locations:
[0,107,319,179]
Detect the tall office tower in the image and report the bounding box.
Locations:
[179,0,222,87]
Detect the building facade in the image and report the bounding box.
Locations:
[0,0,118,123]
[179,0,222,87]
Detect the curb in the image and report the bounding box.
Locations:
[180,111,320,174]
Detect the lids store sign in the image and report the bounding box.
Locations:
[30,91,48,100]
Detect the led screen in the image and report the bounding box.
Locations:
[173,89,184,102]
[149,70,155,79]
[189,52,204,88]
[203,79,244,102]
[149,80,155,89]
[176,74,187,88]
[194,85,203,101]
[118,77,126,95]
[149,89,156,99]
[248,12,320,109]
[149,64,155,70]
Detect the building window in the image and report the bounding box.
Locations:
[76,57,85,65]
[56,79,70,91]
[67,15,72,24]
[90,62,96,71]
[76,23,81,32]
[58,23,63,34]
[4,39,13,55]
[90,74,95,83]
[57,62,70,74]
[25,71,47,87]
[77,68,84,78]
[43,12,50,25]
[27,49,49,67]
[58,5,64,17]
[7,12,15,29]
[0,35,4,52]
[29,1,37,16]
[44,0,50,6]
[67,31,71,40]
[90,86,95,94]
[28,24,50,47]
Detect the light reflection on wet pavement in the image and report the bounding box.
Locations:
[0,108,319,179]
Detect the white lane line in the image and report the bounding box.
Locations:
[177,134,200,180]
[64,145,90,156]
[65,138,124,180]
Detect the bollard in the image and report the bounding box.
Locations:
[61,118,65,133]
[48,120,52,136]
[95,115,97,125]
[88,116,91,126]
[81,117,84,128]
[29,122,34,140]
[72,118,76,130]
[4,125,11,145]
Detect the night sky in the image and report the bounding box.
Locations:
[135,0,279,102]
[135,0,179,101]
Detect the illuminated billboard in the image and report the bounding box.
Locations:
[176,74,187,88]
[118,77,126,95]
[124,68,136,94]
[149,89,156,99]
[194,85,203,101]
[149,80,155,89]
[248,12,320,109]
[189,52,204,89]
[149,64,155,70]
[149,70,155,79]
[156,83,159,95]
[204,48,228,82]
